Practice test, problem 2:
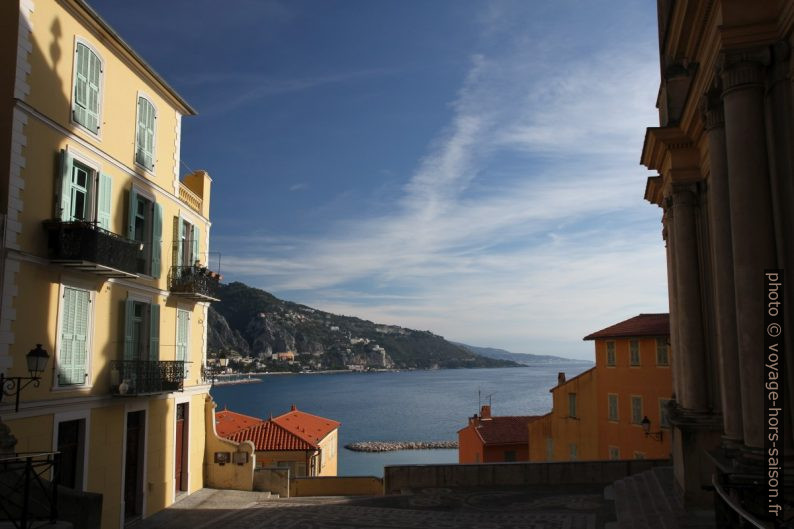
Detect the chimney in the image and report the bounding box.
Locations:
[480,405,491,420]
[558,372,566,385]
[290,404,297,411]
[469,414,479,427]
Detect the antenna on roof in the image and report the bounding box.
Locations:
[478,387,481,410]
[486,392,496,407]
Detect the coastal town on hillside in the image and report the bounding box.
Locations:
[0,1,791,529]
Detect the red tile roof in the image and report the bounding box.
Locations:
[214,408,265,437]
[467,416,541,446]
[272,405,341,446]
[228,421,315,451]
[583,313,670,340]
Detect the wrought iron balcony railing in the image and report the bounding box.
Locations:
[0,452,59,528]
[168,265,220,302]
[109,360,186,396]
[43,220,140,278]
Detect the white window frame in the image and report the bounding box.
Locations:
[633,451,646,460]
[70,37,105,139]
[134,91,158,174]
[629,339,640,366]
[607,393,619,422]
[631,395,643,425]
[53,280,96,390]
[656,338,670,366]
[659,398,672,428]
[606,341,616,367]
[608,446,620,460]
[569,443,578,461]
[175,305,192,378]
[62,147,102,223]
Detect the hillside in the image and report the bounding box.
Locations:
[455,343,593,365]
[208,282,520,371]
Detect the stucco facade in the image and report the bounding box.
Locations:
[529,314,672,463]
[0,1,218,527]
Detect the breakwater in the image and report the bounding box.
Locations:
[345,441,458,452]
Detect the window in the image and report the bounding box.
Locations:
[123,299,160,361]
[504,450,516,462]
[629,340,640,366]
[634,451,646,460]
[606,341,616,366]
[569,443,578,461]
[608,394,619,421]
[127,189,162,277]
[173,216,201,268]
[659,399,672,428]
[176,309,190,378]
[608,446,620,460]
[568,393,577,418]
[72,42,102,134]
[57,286,91,386]
[631,396,643,425]
[57,150,112,229]
[545,438,553,461]
[135,96,156,171]
[656,338,669,366]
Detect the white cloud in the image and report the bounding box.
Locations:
[216,4,664,359]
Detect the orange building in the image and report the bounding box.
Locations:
[458,405,539,463]
[216,405,340,477]
[529,314,672,461]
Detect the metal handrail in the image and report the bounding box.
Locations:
[0,451,59,528]
[711,474,771,529]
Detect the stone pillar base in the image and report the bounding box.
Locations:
[669,404,723,507]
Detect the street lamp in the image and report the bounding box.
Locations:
[641,415,663,442]
[1,344,50,412]
[205,354,229,386]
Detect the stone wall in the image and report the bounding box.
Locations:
[254,468,290,498]
[384,459,669,494]
[290,476,384,497]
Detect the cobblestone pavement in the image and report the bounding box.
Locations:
[133,485,614,529]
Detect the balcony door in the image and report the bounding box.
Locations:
[123,299,160,361]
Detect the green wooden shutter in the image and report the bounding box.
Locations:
[172,216,181,269]
[59,287,89,385]
[127,188,138,240]
[145,102,155,170]
[86,48,101,133]
[123,299,134,360]
[152,202,163,277]
[73,45,88,126]
[58,150,73,221]
[192,225,200,265]
[176,309,189,377]
[149,303,160,360]
[135,98,155,170]
[97,172,112,230]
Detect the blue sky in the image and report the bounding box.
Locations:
[91,0,667,360]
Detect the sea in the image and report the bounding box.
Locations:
[209,363,593,477]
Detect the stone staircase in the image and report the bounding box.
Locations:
[605,467,715,529]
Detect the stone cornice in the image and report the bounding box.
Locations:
[719,19,780,50]
[641,127,702,184]
[644,175,664,206]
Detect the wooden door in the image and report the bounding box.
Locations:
[57,420,81,489]
[175,403,187,493]
[124,411,144,518]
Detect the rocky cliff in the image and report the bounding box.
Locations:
[207,282,519,371]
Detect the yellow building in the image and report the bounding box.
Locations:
[0,1,219,527]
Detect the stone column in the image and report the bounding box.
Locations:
[720,50,777,452]
[662,205,682,402]
[700,91,743,448]
[670,183,708,412]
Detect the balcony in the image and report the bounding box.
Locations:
[43,220,140,278]
[168,265,220,302]
[109,360,186,396]
[179,182,203,214]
